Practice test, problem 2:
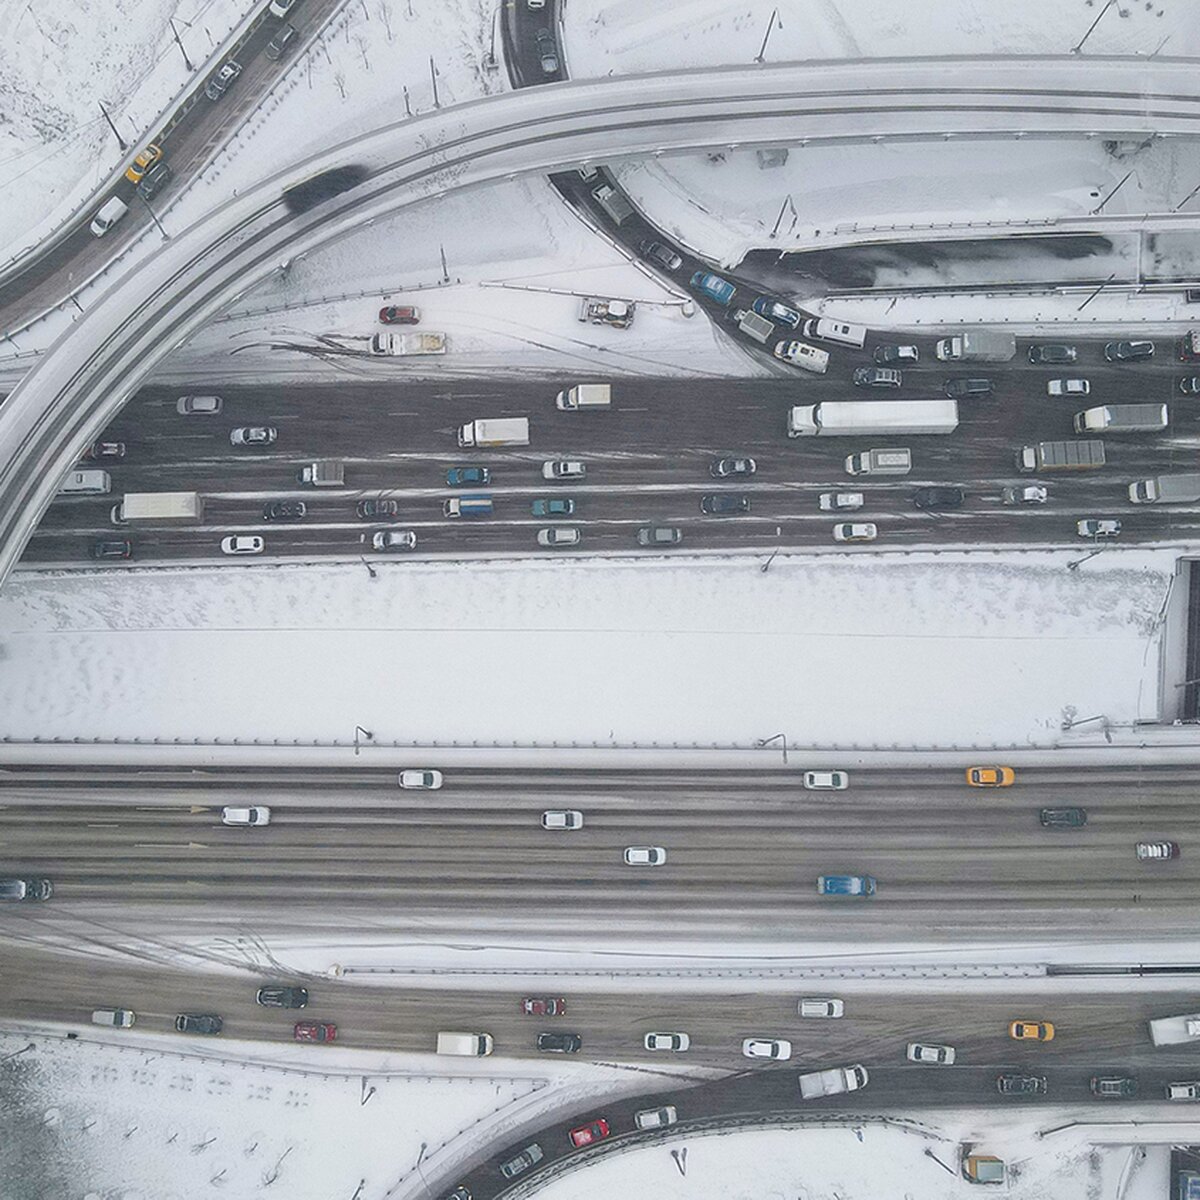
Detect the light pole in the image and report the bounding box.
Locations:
[354,725,374,755]
[754,8,782,63]
[97,102,128,152]
[169,18,193,71]
[755,732,788,763]
[1066,547,1106,571]
[1071,0,1117,54]
[1092,170,1136,216]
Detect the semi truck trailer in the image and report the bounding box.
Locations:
[787,400,958,438]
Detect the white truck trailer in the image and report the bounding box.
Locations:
[370,331,447,356]
[457,417,530,448]
[788,400,958,438]
[934,330,1017,362]
[111,491,204,525]
[1148,1013,1200,1047]
[798,1063,869,1100]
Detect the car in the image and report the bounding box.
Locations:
[644,1032,690,1051]
[1104,340,1154,362]
[1076,519,1121,538]
[90,539,132,560]
[294,1021,337,1043]
[966,766,1015,787]
[874,344,919,365]
[752,297,802,329]
[125,144,163,183]
[1168,1082,1200,1101]
[1009,1020,1055,1041]
[906,1042,956,1065]
[1040,807,1087,828]
[912,487,964,510]
[803,771,848,790]
[624,846,666,866]
[83,440,126,459]
[639,240,682,272]
[0,878,52,901]
[378,305,421,325]
[569,1119,610,1149]
[637,526,682,546]
[537,527,581,548]
[175,1013,223,1035]
[399,769,443,789]
[357,498,399,519]
[257,985,309,1009]
[832,522,877,543]
[943,377,994,399]
[817,874,876,897]
[536,1032,581,1054]
[204,60,242,101]
[269,0,298,14]
[535,29,559,74]
[443,1187,472,1200]
[819,492,864,511]
[263,500,306,521]
[997,1073,1046,1095]
[265,23,298,59]
[221,535,264,555]
[710,456,756,478]
[221,805,271,826]
[798,998,844,1018]
[499,1143,544,1179]
[446,466,490,486]
[521,997,566,1016]
[1048,378,1090,396]
[541,810,583,831]
[1136,840,1179,860]
[700,494,749,515]
[176,394,223,415]
[1091,1075,1137,1098]
[532,498,575,517]
[742,1037,792,1060]
[1002,485,1047,505]
[230,426,277,446]
[372,529,417,551]
[542,460,586,481]
[690,271,737,305]
[137,162,173,200]
[853,366,902,389]
[634,1105,678,1129]
[1180,376,1200,395]
[1029,344,1077,365]
[92,1008,136,1027]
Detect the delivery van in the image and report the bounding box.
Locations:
[90,196,129,237]
[436,1031,494,1056]
[556,383,612,411]
[802,317,867,349]
[60,469,111,495]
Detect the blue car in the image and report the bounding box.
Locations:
[447,466,490,486]
[817,874,876,897]
[752,297,802,329]
[691,271,736,306]
[532,498,575,517]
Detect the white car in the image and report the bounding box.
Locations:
[803,770,848,791]
[541,460,586,481]
[644,1031,690,1052]
[230,426,277,446]
[624,846,666,867]
[1168,1082,1200,1101]
[1076,518,1121,538]
[906,1042,956,1065]
[798,998,844,1018]
[399,769,443,790]
[819,492,864,511]
[1048,378,1090,396]
[537,527,581,548]
[742,1037,792,1061]
[541,810,584,830]
[221,805,271,826]
[221,535,264,555]
[373,530,417,551]
[634,1105,677,1129]
[1001,485,1047,505]
[268,0,298,15]
[832,522,877,543]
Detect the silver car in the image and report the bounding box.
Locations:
[906,1042,956,1065]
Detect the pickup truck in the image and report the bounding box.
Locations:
[370,331,446,356]
[798,1063,869,1100]
[1148,1013,1200,1046]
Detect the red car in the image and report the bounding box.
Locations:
[568,1118,609,1148]
[294,1021,337,1043]
[521,997,566,1017]
[378,305,420,325]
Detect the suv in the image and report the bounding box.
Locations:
[175,1013,223,1035]
[0,878,52,901]
[637,526,682,546]
[1029,344,1077,364]
[221,805,271,826]
[1076,519,1121,538]
[943,377,994,399]
[536,1032,582,1053]
[803,770,848,790]
[913,487,964,510]
[639,240,682,272]
[700,494,749,515]
[265,23,298,60]
[1091,1075,1137,1098]
[1104,340,1154,362]
[542,460,586,481]
[1040,807,1087,828]
[263,500,306,521]
[137,162,173,201]
[256,985,309,1009]
[204,60,242,101]
[874,344,919,365]
[751,297,802,329]
[853,367,902,389]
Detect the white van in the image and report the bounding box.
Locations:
[773,340,830,374]
[802,317,867,349]
[60,469,111,495]
[436,1031,493,1056]
[89,196,129,237]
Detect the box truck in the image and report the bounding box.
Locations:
[788,400,958,438]
[457,417,530,448]
[1128,473,1200,504]
[1072,403,1168,433]
[934,330,1017,363]
[111,492,203,525]
[297,460,345,486]
[844,448,912,476]
[443,495,493,518]
[436,1031,494,1056]
[556,384,611,411]
[1017,441,1106,472]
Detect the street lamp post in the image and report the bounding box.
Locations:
[169,18,194,71]
[353,725,374,755]
[1071,0,1117,54]
[754,8,782,63]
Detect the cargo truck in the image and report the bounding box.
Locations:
[556,384,611,411]
[457,417,530,448]
[788,400,958,438]
[1073,403,1168,433]
[369,331,447,356]
[443,495,493,518]
[1148,1013,1200,1046]
[1128,473,1200,504]
[798,1063,869,1100]
[1016,441,1106,472]
[436,1031,494,1056]
[297,459,345,486]
[110,491,203,525]
[934,330,1017,363]
[845,448,912,476]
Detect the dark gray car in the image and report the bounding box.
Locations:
[137,162,173,200]
[0,878,52,901]
[499,1143,544,1180]
[637,526,682,546]
[256,985,308,1008]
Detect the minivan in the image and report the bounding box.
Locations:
[60,469,111,495]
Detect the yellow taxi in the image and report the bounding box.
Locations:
[1009,1020,1055,1042]
[966,766,1015,788]
[125,144,163,183]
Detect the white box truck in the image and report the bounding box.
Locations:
[1017,441,1105,472]
[798,1063,869,1100]
[556,384,611,411]
[934,330,1017,363]
[297,460,345,486]
[1072,403,1168,433]
[788,400,958,438]
[1128,472,1200,504]
[370,331,446,356]
[436,1031,494,1056]
[457,417,529,448]
[111,492,204,525]
[1148,1013,1200,1046]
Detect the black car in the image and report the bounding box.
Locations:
[357,498,399,519]
[264,500,307,521]
[873,344,919,365]
[700,494,750,515]
[1039,807,1087,828]
[912,487,964,510]
[265,23,298,60]
[1028,344,1077,365]
[1104,340,1154,362]
[535,29,558,74]
[84,440,126,459]
[996,1073,1046,1096]
[1091,1075,1137,1098]
[175,1013,223,1035]
[853,366,902,389]
[91,539,132,560]
[710,456,756,478]
[137,162,173,201]
[256,985,308,1009]
[943,377,994,399]
[639,240,682,272]
[536,1031,582,1053]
